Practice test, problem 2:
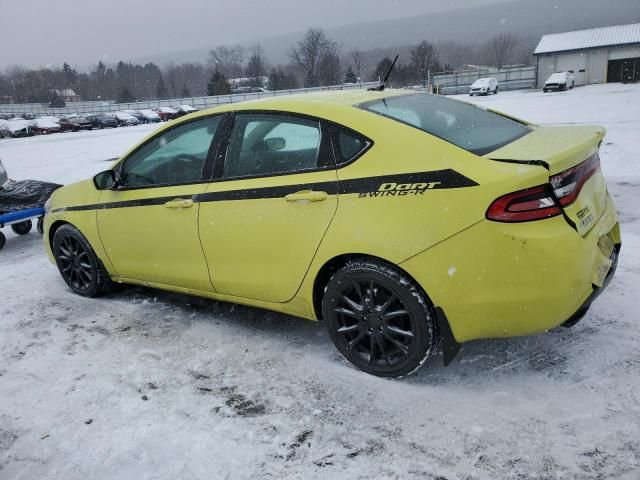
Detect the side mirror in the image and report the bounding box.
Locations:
[93,170,117,190]
[263,137,286,152]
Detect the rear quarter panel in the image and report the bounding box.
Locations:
[294,105,550,311]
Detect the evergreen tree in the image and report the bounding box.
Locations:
[181,83,191,97]
[62,62,77,87]
[156,75,170,99]
[344,66,358,84]
[374,57,394,83]
[267,68,298,91]
[245,46,267,87]
[49,91,65,108]
[117,86,136,103]
[207,71,231,96]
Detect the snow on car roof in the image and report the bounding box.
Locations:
[34,117,60,127]
[547,72,569,80]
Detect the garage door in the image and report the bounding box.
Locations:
[607,58,640,83]
[557,53,587,86]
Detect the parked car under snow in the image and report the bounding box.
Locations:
[469,78,498,96]
[3,119,34,137]
[543,72,575,92]
[137,109,162,123]
[156,107,180,121]
[32,116,62,135]
[112,111,140,126]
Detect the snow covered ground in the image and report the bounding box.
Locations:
[1,84,639,479]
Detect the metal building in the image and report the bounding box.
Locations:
[534,23,640,87]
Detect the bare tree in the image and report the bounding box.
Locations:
[318,45,342,86]
[351,50,365,82]
[410,40,439,87]
[245,45,268,87]
[289,28,334,87]
[208,45,245,80]
[489,33,518,69]
[164,62,179,98]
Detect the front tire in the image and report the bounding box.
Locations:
[52,224,113,297]
[322,260,439,378]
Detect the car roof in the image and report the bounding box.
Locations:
[197,88,413,116]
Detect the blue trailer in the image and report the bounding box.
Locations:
[0,207,45,250]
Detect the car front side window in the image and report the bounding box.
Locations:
[120,116,221,188]
[223,113,323,179]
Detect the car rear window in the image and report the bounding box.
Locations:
[359,93,531,155]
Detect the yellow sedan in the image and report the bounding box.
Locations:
[43,90,620,377]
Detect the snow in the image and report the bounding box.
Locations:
[139,109,161,120]
[114,111,137,121]
[471,78,491,87]
[534,22,640,55]
[1,83,640,479]
[33,117,61,129]
[5,119,31,134]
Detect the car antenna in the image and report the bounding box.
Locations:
[368,55,399,92]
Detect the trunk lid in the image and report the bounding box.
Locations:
[486,125,607,235]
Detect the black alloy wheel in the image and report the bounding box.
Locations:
[53,224,113,297]
[323,260,439,377]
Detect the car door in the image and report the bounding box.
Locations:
[97,115,223,292]
[198,111,338,303]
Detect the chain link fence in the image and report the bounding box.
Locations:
[432,66,536,95]
[0,82,379,116]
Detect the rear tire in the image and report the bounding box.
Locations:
[322,259,439,378]
[11,220,32,235]
[37,217,44,234]
[0,231,5,250]
[52,224,114,297]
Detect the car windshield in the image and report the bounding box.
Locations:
[472,79,489,86]
[360,93,531,155]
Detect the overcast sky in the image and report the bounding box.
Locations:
[0,0,506,69]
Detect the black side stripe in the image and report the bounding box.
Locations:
[52,169,477,213]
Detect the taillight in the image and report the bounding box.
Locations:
[550,153,600,207]
[486,185,561,222]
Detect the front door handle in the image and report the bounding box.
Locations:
[284,190,328,203]
[164,198,194,209]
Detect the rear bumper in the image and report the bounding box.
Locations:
[562,243,620,327]
[401,192,620,343]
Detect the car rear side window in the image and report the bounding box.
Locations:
[223,113,323,179]
[332,127,371,165]
[360,93,530,155]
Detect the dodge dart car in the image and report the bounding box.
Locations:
[43,90,620,377]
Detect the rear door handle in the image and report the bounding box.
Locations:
[284,190,328,203]
[164,198,194,209]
